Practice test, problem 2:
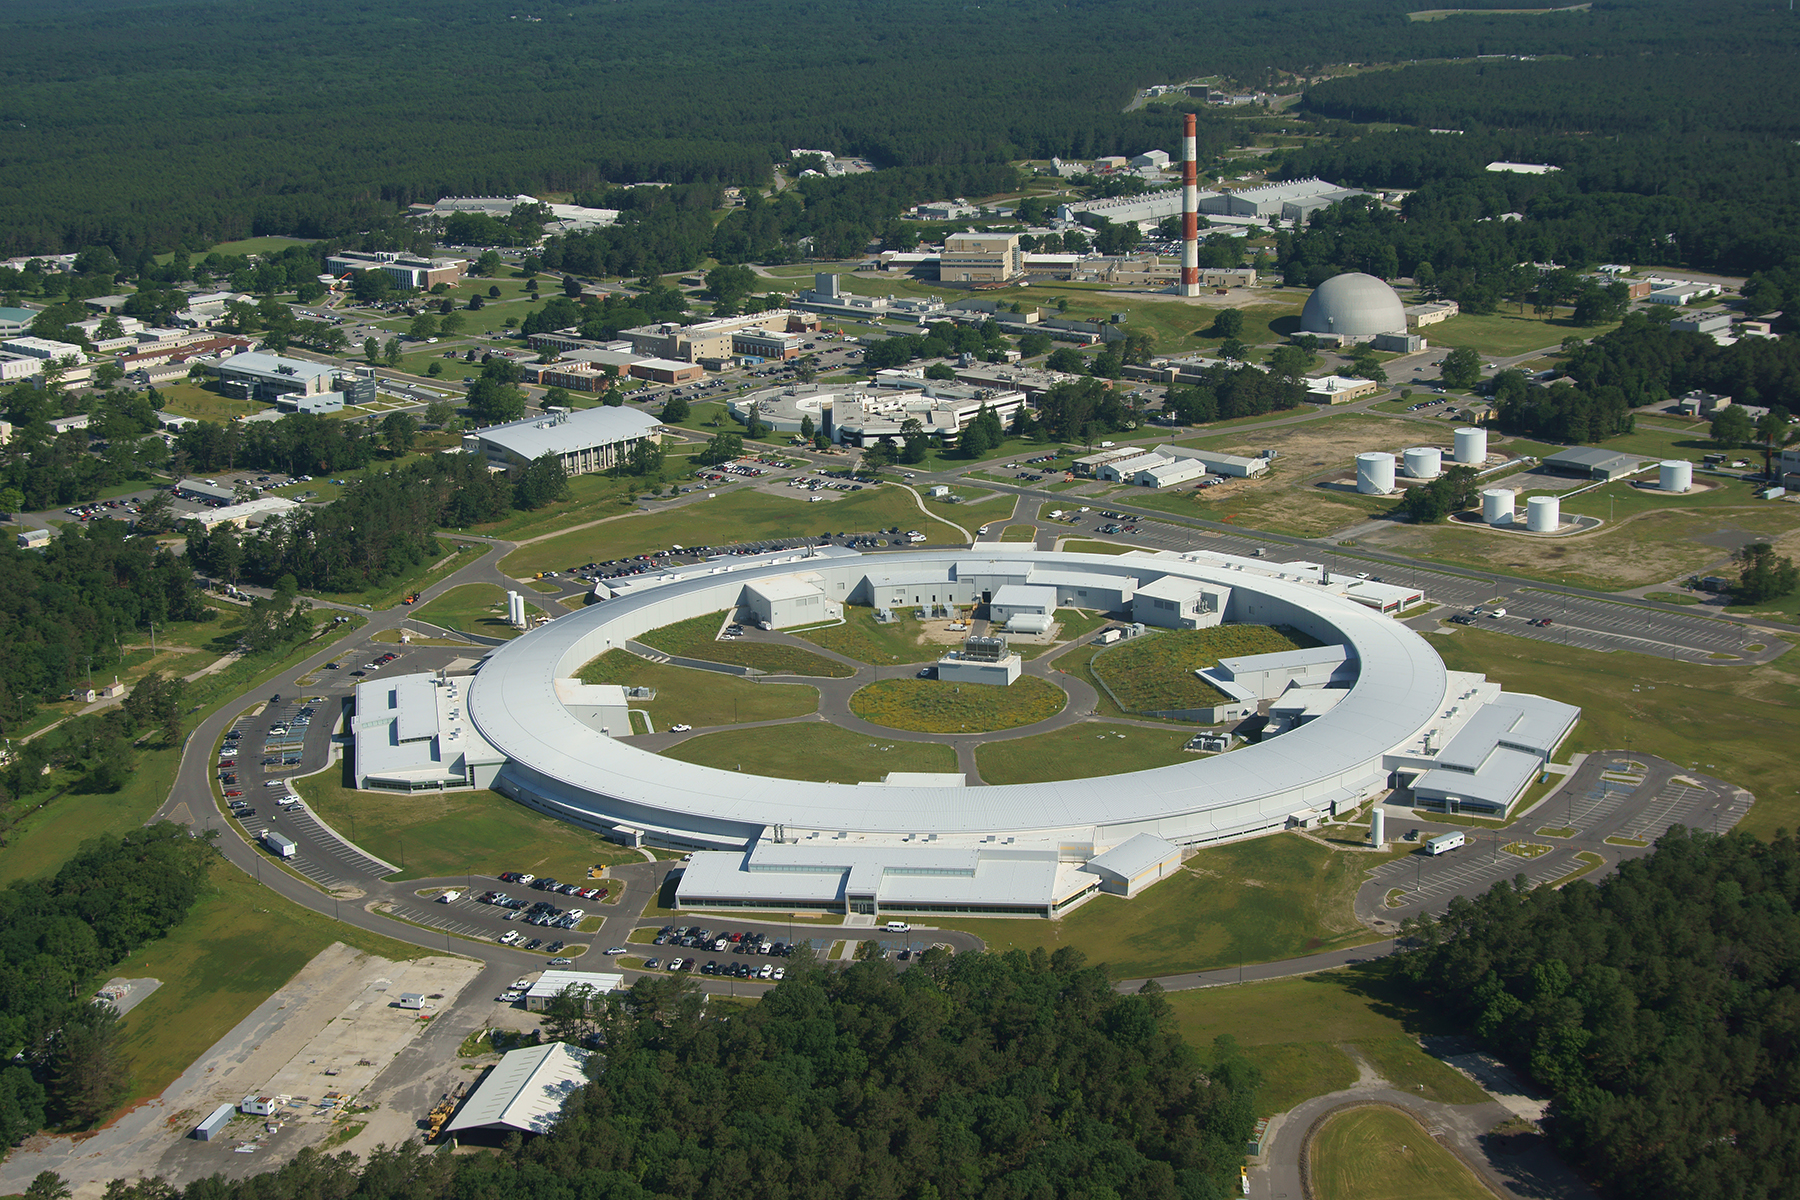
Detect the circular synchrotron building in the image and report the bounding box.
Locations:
[450,547,1574,918]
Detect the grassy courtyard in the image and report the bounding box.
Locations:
[1091,625,1308,712]
[796,604,946,664]
[577,649,820,725]
[850,675,1066,732]
[637,612,855,677]
[977,722,1197,784]
[660,722,957,782]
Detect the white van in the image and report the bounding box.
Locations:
[883,920,911,933]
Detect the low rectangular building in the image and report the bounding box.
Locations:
[628,357,704,385]
[743,574,841,629]
[1131,575,1228,630]
[939,232,1023,283]
[988,584,1056,627]
[551,679,632,736]
[1135,457,1208,488]
[176,479,238,504]
[1160,446,1269,478]
[445,1043,593,1140]
[187,496,298,531]
[1306,376,1381,404]
[1541,447,1642,481]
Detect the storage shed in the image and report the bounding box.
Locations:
[193,1102,236,1140]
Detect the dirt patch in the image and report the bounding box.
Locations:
[1203,415,1437,463]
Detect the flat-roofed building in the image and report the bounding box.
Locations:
[743,574,841,629]
[622,310,818,363]
[464,406,659,477]
[352,672,506,791]
[187,496,299,532]
[940,233,1023,283]
[214,351,338,400]
[523,970,623,1012]
[1541,447,1642,481]
[1,336,82,361]
[1131,575,1228,630]
[325,250,466,290]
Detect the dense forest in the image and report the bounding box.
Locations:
[80,949,1261,1200]
[1490,313,1800,442]
[0,824,213,1148]
[1395,829,1800,1200]
[3,0,1795,256]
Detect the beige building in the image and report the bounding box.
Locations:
[621,310,820,363]
[940,233,1023,283]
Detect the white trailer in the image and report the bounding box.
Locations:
[262,831,297,859]
[1425,831,1465,856]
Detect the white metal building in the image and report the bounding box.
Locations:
[524,970,624,1012]
[445,1042,593,1139]
[463,407,659,477]
[743,574,841,629]
[352,673,506,791]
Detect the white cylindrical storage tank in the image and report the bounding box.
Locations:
[1356,452,1396,495]
[1660,459,1693,492]
[1482,488,1515,526]
[1454,426,1487,464]
[1402,446,1442,479]
[1370,807,1386,849]
[1527,494,1560,533]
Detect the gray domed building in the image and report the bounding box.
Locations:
[1300,272,1408,341]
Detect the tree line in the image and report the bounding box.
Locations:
[1395,828,1800,1200]
[71,948,1263,1200]
[0,824,214,1150]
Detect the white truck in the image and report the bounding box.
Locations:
[1424,831,1466,856]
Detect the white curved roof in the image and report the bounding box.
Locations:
[465,550,1448,845]
[1301,272,1407,338]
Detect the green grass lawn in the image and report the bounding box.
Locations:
[1433,625,1800,836]
[152,379,272,423]
[315,540,486,610]
[498,488,967,578]
[796,604,948,665]
[939,834,1396,978]
[660,722,957,782]
[1001,524,1037,541]
[577,649,821,725]
[450,471,641,540]
[1060,538,1137,556]
[1092,625,1307,712]
[411,582,519,640]
[108,859,432,1112]
[1555,475,1768,521]
[1162,965,1489,1116]
[926,493,1019,530]
[295,763,641,882]
[977,722,1195,784]
[850,675,1066,733]
[636,612,855,676]
[1424,310,1620,358]
[1312,1106,1494,1200]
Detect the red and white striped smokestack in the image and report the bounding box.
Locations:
[1180,113,1201,296]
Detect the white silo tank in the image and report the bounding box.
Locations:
[1482,488,1516,526]
[1370,807,1386,850]
[1402,446,1442,479]
[1527,495,1560,532]
[1659,459,1693,493]
[1454,426,1487,465]
[1356,452,1396,495]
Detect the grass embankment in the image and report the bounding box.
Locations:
[499,488,967,577]
[1001,524,1038,542]
[637,612,854,677]
[110,859,432,1110]
[1092,625,1308,712]
[660,723,957,782]
[1312,1106,1494,1200]
[940,834,1394,979]
[577,649,820,726]
[1433,626,1799,835]
[928,493,1018,529]
[977,723,1196,784]
[410,582,520,640]
[850,675,1066,733]
[295,763,640,882]
[1164,965,1491,1117]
